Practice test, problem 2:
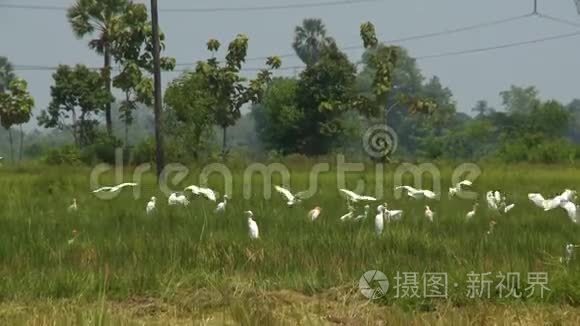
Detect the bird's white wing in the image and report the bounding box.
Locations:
[421,190,437,199]
[358,195,377,202]
[112,182,138,192]
[395,185,417,193]
[339,189,359,201]
[92,186,113,193]
[504,203,515,213]
[486,191,498,210]
[275,185,295,201]
[560,189,577,202]
[560,202,578,223]
[457,180,473,188]
[198,187,217,201]
[340,211,354,221]
[544,197,562,211]
[528,193,545,207]
[388,210,403,221]
[184,185,201,194]
[494,191,501,203]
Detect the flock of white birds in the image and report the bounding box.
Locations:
[63,180,580,257]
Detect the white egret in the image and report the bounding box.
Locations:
[339,189,377,204]
[168,192,189,206]
[354,205,371,221]
[215,195,228,214]
[449,180,473,197]
[146,196,156,215]
[68,198,78,212]
[308,206,321,221]
[246,211,259,239]
[92,182,138,193]
[274,185,307,206]
[425,205,434,222]
[396,186,437,200]
[504,203,515,213]
[560,189,577,202]
[375,205,385,235]
[184,185,217,202]
[466,203,478,220]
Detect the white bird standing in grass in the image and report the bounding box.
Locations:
[215,195,228,214]
[92,182,138,193]
[375,205,385,235]
[274,185,307,207]
[449,180,473,197]
[308,206,322,221]
[68,198,78,212]
[168,192,189,206]
[396,186,437,200]
[354,205,370,221]
[383,204,403,223]
[425,205,434,222]
[466,203,478,220]
[146,196,156,215]
[246,211,259,239]
[339,189,377,205]
[184,185,217,202]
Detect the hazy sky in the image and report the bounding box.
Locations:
[1,0,579,127]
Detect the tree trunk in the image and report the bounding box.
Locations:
[19,124,24,162]
[8,127,13,163]
[151,0,165,180]
[71,108,78,147]
[104,44,113,136]
[221,126,227,159]
[124,120,129,149]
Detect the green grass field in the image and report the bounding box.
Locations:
[1,163,580,324]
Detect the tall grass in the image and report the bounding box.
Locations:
[0,163,579,311]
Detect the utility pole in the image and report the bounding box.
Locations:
[150,0,164,180]
[533,0,538,14]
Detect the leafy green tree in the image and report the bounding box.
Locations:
[500,85,540,114]
[164,71,216,159]
[252,78,302,154]
[38,65,112,147]
[67,0,130,136]
[0,79,34,162]
[196,35,281,157]
[292,18,335,66]
[0,57,16,93]
[295,43,358,154]
[472,100,495,118]
[110,3,174,147]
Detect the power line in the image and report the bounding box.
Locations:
[415,30,580,60]
[537,13,580,28]
[0,0,382,13]
[13,29,580,73]
[173,13,534,65]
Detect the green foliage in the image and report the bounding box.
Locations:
[38,65,112,147]
[164,70,216,158]
[292,18,335,66]
[43,145,82,165]
[0,56,16,93]
[130,137,155,164]
[0,78,34,130]
[500,85,540,114]
[195,34,280,154]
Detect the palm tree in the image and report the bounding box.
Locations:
[67,0,128,136]
[292,18,335,67]
[0,56,15,93]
